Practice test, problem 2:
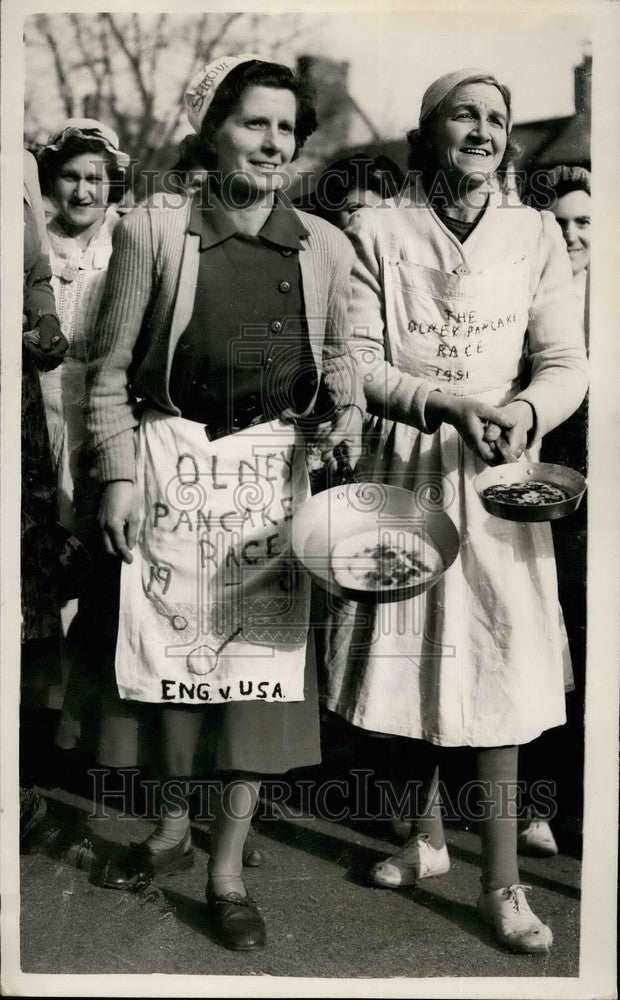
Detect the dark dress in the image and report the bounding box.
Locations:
[60,195,321,774]
[21,199,62,672]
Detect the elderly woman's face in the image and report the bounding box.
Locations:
[550,189,591,276]
[212,85,297,196]
[432,82,508,185]
[53,152,110,234]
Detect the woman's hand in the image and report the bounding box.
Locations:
[23,315,69,371]
[314,405,364,472]
[426,392,517,465]
[483,400,535,463]
[98,481,140,564]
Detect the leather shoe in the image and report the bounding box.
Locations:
[98,831,195,890]
[207,890,266,951]
[242,844,264,867]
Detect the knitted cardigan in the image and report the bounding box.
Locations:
[87,193,363,482]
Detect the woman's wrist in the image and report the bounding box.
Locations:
[425,390,453,426]
[509,398,535,431]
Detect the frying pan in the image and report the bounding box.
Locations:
[291,467,460,603]
[473,461,587,522]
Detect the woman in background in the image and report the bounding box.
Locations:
[546,165,590,340]
[517,165,591,856]
[302,153,405,229]
[21,149,69,843]
[34,119,130,755]
[37,118,129,545]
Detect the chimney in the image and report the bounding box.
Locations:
[574,45,592,114]
[296,56,350,119]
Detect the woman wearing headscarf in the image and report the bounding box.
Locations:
[322,69,587,953]
[85,54,363,951]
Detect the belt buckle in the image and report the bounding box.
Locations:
[204,421,228,442]
[203,401,265,441]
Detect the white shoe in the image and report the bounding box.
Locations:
[477,884,553,954]
[517,820,558,857]
[370,834,450,888]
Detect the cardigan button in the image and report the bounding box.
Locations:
[454,263,471,276]
[269,320,283,334]
[278,281,291,293]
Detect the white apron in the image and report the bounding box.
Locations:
[324,251,570,747]
[116,411,310,705]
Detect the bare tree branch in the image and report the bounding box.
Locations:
[157,13,210,147]
[269,17,314,57]
[69,13,104,115]
[148,13,168,87]
[93,15,134,152]
[27,10,341,191]
[102,13,152,112]
[35,14,75,119]
[199,12,245,66]
[158,12,245,152]
[131,13,141,57]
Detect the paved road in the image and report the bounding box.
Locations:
[18,787,580,982]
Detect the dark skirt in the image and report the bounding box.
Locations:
[21,351,63,696]
[56,550,321,775]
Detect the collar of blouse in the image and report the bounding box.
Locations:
[188,189,309,252]
[47,203,120,273]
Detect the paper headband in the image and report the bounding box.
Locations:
[184,53,278,134]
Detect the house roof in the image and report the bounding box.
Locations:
[531,112,590,166]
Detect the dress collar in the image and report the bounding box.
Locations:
[188,189,309,252]
[47,204,120,272]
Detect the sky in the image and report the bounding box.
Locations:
[299,8,590,140]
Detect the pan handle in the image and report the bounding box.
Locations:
[308,444,358,494]
[333,444,357,485]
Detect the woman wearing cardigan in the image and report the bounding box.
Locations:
[86,55,362,951]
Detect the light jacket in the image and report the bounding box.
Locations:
[87,192,364,482]
[346,178,588,447]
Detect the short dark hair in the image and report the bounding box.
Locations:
[181,60,317,173]
[308,154,405,223]
[38,136,126,203]
[546,165,591,200]
[406,76,519,185]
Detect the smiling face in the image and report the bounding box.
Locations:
[210,85,297,197]
[550,189,591,276]
[53,152,110,234]
[432,82,509,186]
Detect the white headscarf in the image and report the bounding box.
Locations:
[419,68,512,128]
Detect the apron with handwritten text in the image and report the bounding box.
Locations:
[115,411,310,705]
[324,252,571,746]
